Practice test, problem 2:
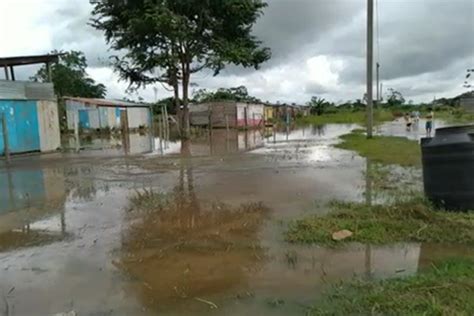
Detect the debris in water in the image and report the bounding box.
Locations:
[194,297,218,309]
[332,229,353,241]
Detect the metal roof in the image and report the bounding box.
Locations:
[0,54,62,67]
[0,80,56,101]
[63,97,149,108]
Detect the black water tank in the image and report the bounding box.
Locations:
[421,125,474,211]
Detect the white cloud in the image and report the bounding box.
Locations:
[1,0,472,104]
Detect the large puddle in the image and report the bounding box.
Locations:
[0,123,470,315]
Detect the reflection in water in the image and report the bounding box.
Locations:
[0,123,470,315]
[119,141,270,312]
[0,167,69,252]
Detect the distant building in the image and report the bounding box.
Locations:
[64,97,152,131]
[0,80,60,155]
[0,54,61,155]
[272,103,310,121]
[460,95,474,114]
[189,101,264,128]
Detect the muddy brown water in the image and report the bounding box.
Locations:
[0,123,471,316]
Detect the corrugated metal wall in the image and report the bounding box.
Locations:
[244,103,264,127]
[0,100,41,154]
[127,107,150,128]
[25,82,55,100]
[37,100,60,152]
[65,99,147,130]
[0,80,55,101]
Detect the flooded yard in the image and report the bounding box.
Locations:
[0,123,470,315]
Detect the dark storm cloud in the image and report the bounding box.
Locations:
[221,0,363,75]
[332,0,474,84]
[4,0,471,102]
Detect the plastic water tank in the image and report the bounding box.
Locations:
[421,125,474,211]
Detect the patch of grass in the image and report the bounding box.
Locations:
[297,110,393,125]
[436,109,474,125]
[335,132,421,167]
[309,258,474,315]
[286,197,474,246]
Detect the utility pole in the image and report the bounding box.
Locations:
[366,0,374,138]
[376,62,380,107]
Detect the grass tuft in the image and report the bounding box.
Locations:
[335,132,421,167]
[286,198,474,246]
[309,258,474,315]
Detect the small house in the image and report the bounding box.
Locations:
[460,96,474,114]
[189,101,264,128]
[0,80,60,155]
[64,97,152,132]
[264,105,274,125]
[0,54,61,155]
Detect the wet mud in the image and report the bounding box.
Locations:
[0,123,470,315]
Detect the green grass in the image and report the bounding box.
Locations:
[436,109,474,125]
[335,132,421,167]
[286,198,474,246]
[309,258,474,316]
[297,110,394,125]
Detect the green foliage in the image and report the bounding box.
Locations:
[306,96,332,115]
[309,258,474,315]
[286,197,474,246]
[31,50,106,98]
[297,109,394,125]
[386,88,406,107]
[192,85,261,103]
[335,132,421,167]
[152,97,177,115]
[436,108,474,124]
[91,0,270,137]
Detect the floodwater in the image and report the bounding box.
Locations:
[0,123,470,315]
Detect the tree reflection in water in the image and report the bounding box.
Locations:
[118,140,270,311]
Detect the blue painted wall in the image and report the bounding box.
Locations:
[78,109,90,128]
[0,169,45,214]
[0,100,41,154]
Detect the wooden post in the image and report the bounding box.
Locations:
[46,62,52,82]
[74,112,80,152]
[2,113,10,163]
[149,105,156,152]
[225,114,229,132]
[165,105,170,144]
[161,105,166,148]
[159,110,164,155]
[4,66,9,80]
[9,66,15,81]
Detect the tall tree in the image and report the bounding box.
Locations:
[386,88,405,107]
[31,50,106,98]
[192,85,261,103]
[31,50,106,131]
[90,0,270,138]
[307,96,329,115]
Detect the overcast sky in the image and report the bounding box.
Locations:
[1,0,473,104]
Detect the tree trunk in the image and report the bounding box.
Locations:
[172,71,182,134]
[181,66,190,139]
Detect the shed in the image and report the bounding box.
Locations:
[460,96,474,114]
[189,101,264,128]
[0,80,60,155]
[64,97,152,131]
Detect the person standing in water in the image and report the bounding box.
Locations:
[425,108,434,136]
[404,112,413,131]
